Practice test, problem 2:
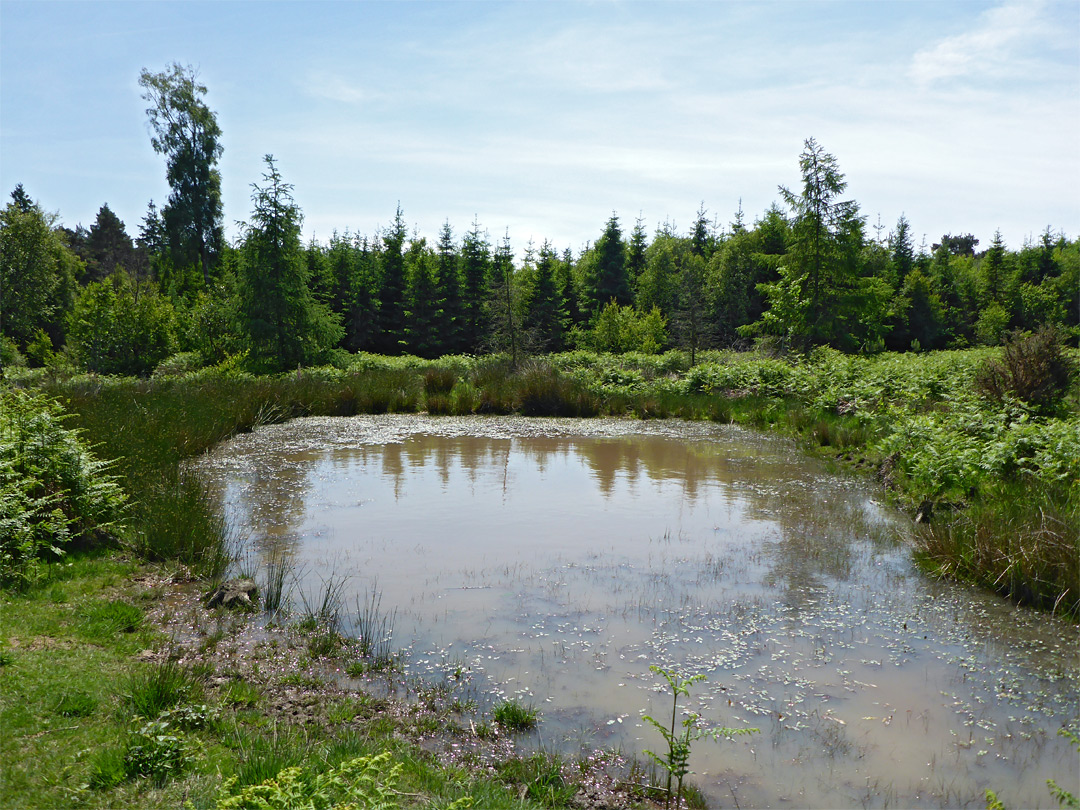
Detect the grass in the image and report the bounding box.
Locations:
[493,698,539,731]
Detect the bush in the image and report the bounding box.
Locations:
[66,274,176,376]
[976,326,1078,412]
[212,752,404,810]
[0,391,126,583]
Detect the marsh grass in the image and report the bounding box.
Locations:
[124,657,204,720]
[493,698,538,731]
[353,585,396,669]
[261,546,292,615]
[496,752,578,807]
[914,482,1079,616]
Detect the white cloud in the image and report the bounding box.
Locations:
[303,70,371,104]
[910,0,1054,84]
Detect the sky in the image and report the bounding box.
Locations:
[2,0,1077,258]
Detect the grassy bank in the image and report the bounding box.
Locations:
[22,343,1076,617]
[1,343,1077,807]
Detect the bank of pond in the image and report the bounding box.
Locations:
[1,343,1077,808]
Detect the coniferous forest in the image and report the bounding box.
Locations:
[2,63,1077,376]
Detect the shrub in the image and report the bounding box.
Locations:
[0,391,126,583]
[211,753,404,810]
[66,273,176,377]
[976,326,1078,412]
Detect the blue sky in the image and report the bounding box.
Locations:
[2,0,1077,256]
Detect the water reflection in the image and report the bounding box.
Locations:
[197,415,1080,809]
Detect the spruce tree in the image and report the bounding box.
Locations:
[237,155,341,369]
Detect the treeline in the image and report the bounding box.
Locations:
[2,64,1077,375]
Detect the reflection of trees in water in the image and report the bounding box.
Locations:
[213,423,873,613]
[237,450,318,548]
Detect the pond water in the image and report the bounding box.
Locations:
[196,415,1079,808]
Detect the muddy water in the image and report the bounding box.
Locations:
[196,415,1079,808]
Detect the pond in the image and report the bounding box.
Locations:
[196,415,1079,808]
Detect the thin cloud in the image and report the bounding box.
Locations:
[303,70,372,104]
[910,0,1053,84]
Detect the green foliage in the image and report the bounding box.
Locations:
[643,665,757,810]
[139,62,224,282]
[0,391,126,583]
[492,698,538,731]
[238,156,343,370]
[66,273,176,376]
[210,752,404,810]
[580,302,667,354]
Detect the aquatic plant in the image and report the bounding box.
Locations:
[643,665,757,810]
[492,698,538,731]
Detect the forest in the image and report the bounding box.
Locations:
[2,64,1077,378]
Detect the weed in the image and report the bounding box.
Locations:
[88,746,127,789]
[52,688,97,717]
[353,584,396,669]
[643,665,757,810]
[493,698,538,731]
[123,718,192,787]
[221,680,261,708]
[124,658,203,719]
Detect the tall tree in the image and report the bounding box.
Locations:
[487,232,520,365]
[0,195,77,362]
[405,238,441,357]
[460,218,491,353]
[671,254,710,364]
[436,221,465,354]
[751,138,865,348]
[237,156,341,368]
[626,216,649,290]
[587,213,630,314]
[890,213,914,283]
[376,205,408,354]
[86,204,138,283]
[523,240,563,352]
[139,62,224,284]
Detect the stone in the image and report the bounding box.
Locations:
[204,578,259,610]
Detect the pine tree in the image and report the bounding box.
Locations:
[376,205,408,354]
[237,155,342,369]
[588,213,630,314]
[436,221,465,354]
[460,218,491,353]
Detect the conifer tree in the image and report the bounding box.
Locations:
[376,205,408,354]
[237,155,341,368]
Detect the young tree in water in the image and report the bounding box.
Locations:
[237,155,341,369]
[139,63,224,284]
